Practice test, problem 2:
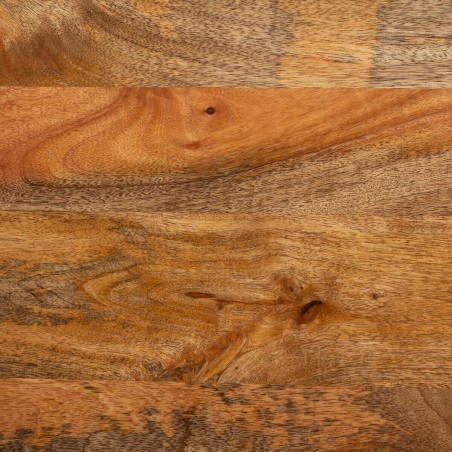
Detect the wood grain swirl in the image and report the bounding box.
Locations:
[0,0,450,87]
[0,87,451,214]
[0,212,450,383]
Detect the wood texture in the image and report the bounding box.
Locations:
[0,211,450,384]
[0,0,451,87]
[0,380,451,451]
[0,49,451,446]
[0,87,451,214]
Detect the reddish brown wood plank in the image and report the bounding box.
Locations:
[0,87,451,215]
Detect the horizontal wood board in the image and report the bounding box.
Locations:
[0,380,451,451]
[0,211,450,384]
[0,87,451,214]
[0,0,451,87]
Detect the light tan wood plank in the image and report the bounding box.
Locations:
[370,0,452,88]
[0,1,450,87]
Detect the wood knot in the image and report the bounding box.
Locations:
[299,300,323,324]
[205,107,215,115]
[274,273,304,301]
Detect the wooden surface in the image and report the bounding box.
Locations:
[0,85,451,449]
[0,0,450,87]
[1,3,452,445]
[0,211,451,384]
[1,380,451,451]
[0,87,451,214]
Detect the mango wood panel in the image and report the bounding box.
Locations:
[0,87,451,214]
[0,0,450,87]
[0,380,451,451]
[370,0,452,88]
[0,212,450,383]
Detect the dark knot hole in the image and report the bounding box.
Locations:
[300,300,323,324]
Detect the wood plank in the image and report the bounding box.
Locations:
[0,1,450,87]
[0,211,450,383]
[0,380,450,451]
[370,0,452,88]
[1,87,451,214]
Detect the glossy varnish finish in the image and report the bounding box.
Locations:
[0,0,451,87]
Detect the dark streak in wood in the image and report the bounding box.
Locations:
[0,381,450,451]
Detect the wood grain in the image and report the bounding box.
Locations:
[0,211,450,383]
[370,0,452,88]
[0,0,450,87]
[1,3,451,448]
[0,380,451,451]
[0,87,451,214]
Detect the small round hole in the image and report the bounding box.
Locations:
[206,107,215,115]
